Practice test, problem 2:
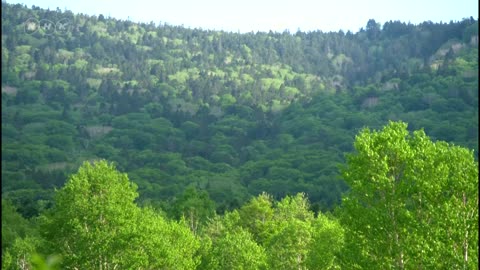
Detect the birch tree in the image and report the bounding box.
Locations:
[337,121,478,269]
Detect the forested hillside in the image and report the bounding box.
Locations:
[2,3,478,216]
[1,5,478,267]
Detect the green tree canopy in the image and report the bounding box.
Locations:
[40,160,200,269]
[337,121,478,269]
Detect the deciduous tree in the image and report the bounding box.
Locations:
[40,160,200,269]
[337,121,478,269]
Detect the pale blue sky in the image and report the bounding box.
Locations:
[6,0,479,33]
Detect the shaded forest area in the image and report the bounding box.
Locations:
[1,3,478,216]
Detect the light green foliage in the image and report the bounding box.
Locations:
[1,251,12,270]
[169,70,193,84]
[171,186,216,234]
[72,59,88,70]
[235,193,343,270]
[306,214,344,270]
[2,199,34,252]
[261,78,284,90]
[338,121,478,269]
[86,78,102,90]
[134,207,201,269]
[30,253,62,270]
[203,229,267,270]
[275,193,314,223]
[199,210,267,269]
[238,192,275,244]
[265,193,314,269]
[41,160,141,268]
[266,219,312,269]
[2,236,41,270]
[41,160,200,269]
[220,93,237,107]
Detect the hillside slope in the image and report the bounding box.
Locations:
[1,3,478,216]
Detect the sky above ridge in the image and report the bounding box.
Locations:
[6,0,479,33]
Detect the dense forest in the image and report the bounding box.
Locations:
[1,2,479,269]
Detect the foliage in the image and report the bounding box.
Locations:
[40,160,200,269]
[2,3,478,217]
[205,192,345,270]
[201,228,267,270]
[337,121,478,269]
[1,3,478,269]
[169,186,216,234]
